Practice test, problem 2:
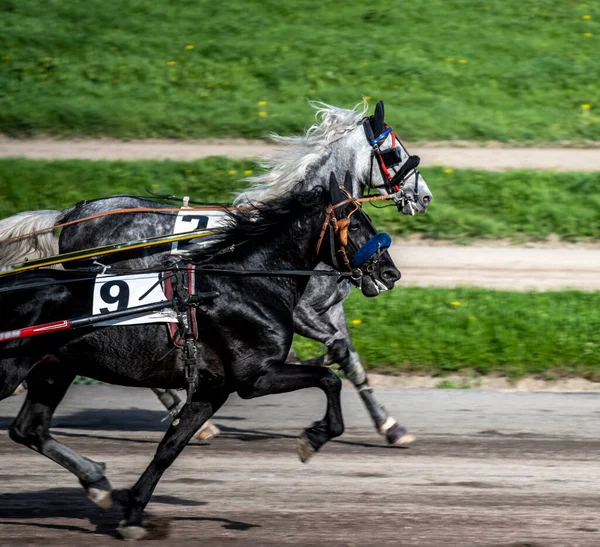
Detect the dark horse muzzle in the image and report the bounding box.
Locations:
[316,188,401,296]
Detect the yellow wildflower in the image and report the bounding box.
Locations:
[227,170,237,175]
[443,168,453,174]
[362,95,372,101]
[583,14,591,20]
[584,32,592,37]
[167,60,176,66]
[244,169,253,175]
[185,45,194,50]
[581,104,592,110]
[445,57,454,62]
[351,319,362,325]
[258,111,267,117]
[458,59,467,64]
[451,301,461,306]
[258,100,267,106]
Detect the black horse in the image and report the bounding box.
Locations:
[0,174,400,539]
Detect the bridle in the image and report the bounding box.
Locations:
[316,187,392,283]
[362,118,426,212]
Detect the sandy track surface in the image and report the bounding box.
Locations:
[1,386,599,546]
[390,243,600,291]
[2,137,600,171]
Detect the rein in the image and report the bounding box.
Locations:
[0,196,390,247]
[0,193,394,278]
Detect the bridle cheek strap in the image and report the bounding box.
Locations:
[350,232,392,268]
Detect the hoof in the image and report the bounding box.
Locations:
[384,422,416,446]
[82,475,112,510]
[194,420,221,441]
[117,521,148,541]
[296,435,315,463]
[389,432,416,445]
[11,384,26,396]
[88,487,112,510]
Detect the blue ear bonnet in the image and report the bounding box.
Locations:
[350,232,392,267]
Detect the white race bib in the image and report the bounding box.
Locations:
[92,273,177,326]
[171,209,228,254]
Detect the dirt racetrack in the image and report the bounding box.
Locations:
[1,386,599,546]
[2,138,600,172]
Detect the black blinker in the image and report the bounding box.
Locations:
[380,148,402,167]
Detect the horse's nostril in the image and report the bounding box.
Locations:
[382,269,401,282]
[422,194,432,204]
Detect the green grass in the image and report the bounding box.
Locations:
[292,287,600,381]
[1,0,599,141]
[1,158,599,242]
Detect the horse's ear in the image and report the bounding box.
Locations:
[343,171,354,196]
[328,172,345,204]
[371,100,385,136]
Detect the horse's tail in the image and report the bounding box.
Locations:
[0,209,67,266]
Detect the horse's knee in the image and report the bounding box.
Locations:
[325,338,349,366]
[321,371,342,393]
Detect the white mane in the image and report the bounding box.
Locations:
[233,101,368,205]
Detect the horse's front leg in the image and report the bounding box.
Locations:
[239,362,344,463]
[118,389,228,540]
[328,302,415,445]
[295,291,413,445]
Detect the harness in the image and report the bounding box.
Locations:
[316,187,392,284]
[362,118,424,211]
[161,262,206,402]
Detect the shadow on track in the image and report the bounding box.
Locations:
[0,487,259,538]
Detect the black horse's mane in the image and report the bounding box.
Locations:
[187,186,328,262]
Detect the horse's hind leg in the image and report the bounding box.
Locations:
[0,356,35,402]
[118,390,228,540]
[8,356,112,509]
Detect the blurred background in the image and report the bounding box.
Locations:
[1,0,599,385]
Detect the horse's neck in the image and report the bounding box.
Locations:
[215,213,322,275]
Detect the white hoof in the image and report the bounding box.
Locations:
[296,435,315,463]
[194,420,221,441]
[88,488,112,510]
[117,521,148,541]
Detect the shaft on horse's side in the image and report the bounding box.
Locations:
[0,291,220,343]
[0,227,217,276]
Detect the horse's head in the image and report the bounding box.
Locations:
[360,100,433,215]
[317,172,401,297]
